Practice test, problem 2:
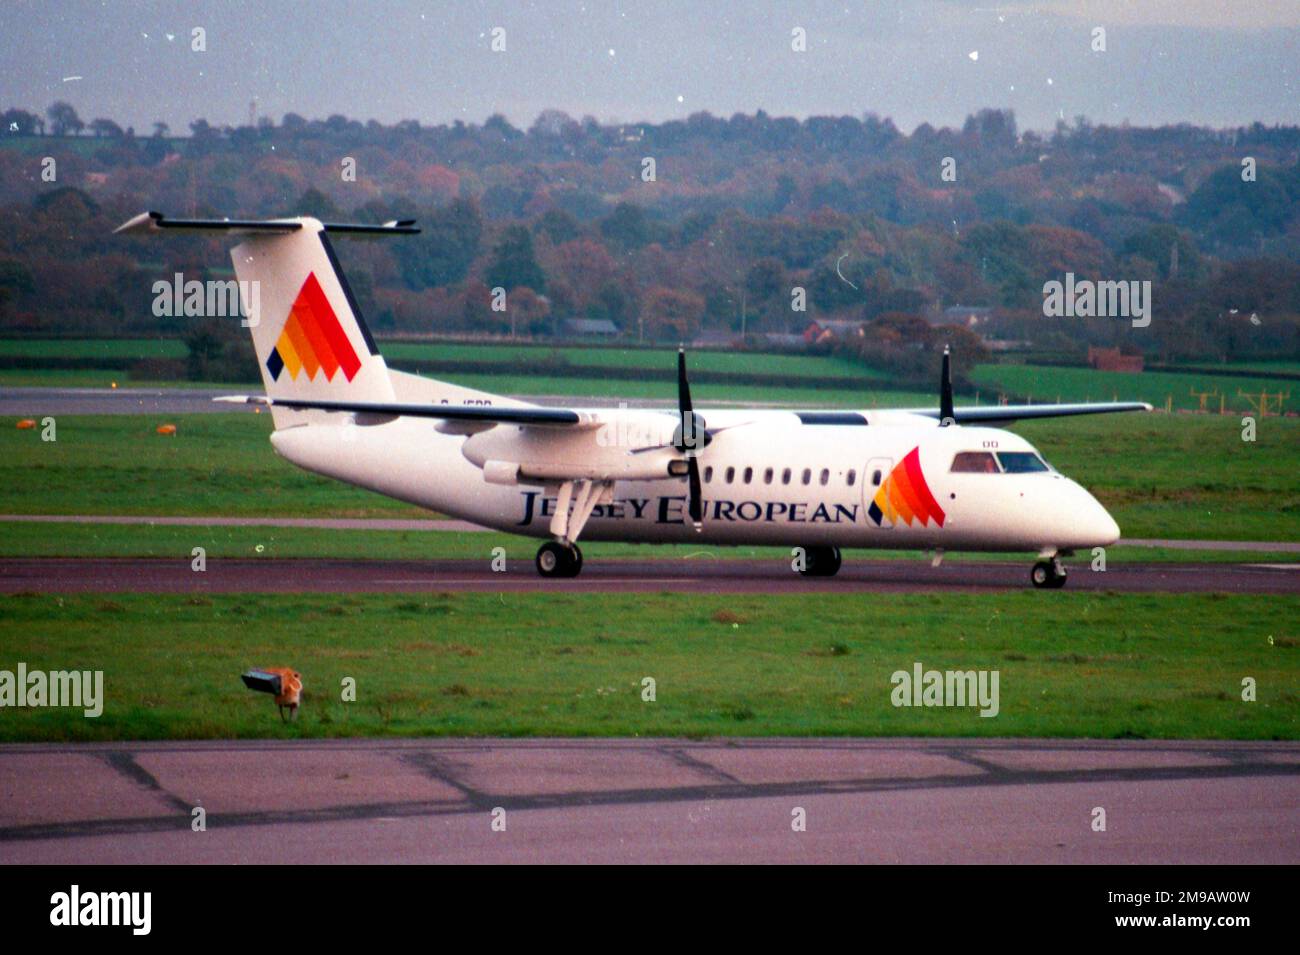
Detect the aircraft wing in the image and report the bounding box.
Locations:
[901,401,1152,424]
[214,395,593,427]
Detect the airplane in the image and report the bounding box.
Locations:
[116,211,1152,588]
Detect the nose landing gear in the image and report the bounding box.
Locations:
[536,541,583,578]
[798,545,842,577]
[1030,557,1067,589]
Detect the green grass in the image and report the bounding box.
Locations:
[0,338,186,359]
[0,413,425,518]
[0,338,878,380]
[0,591,1294,741]
[381,341,882,379]
[3,412,1295,543]
[974,362,1296,413]
[0,366,929,405]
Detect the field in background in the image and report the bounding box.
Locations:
[1,591,1294,741]
[972,362,1296,413]
[4,337,1297,415]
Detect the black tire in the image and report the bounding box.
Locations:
[1030,561,1053,589]
[799,545,842,578]
[536,541,582,578]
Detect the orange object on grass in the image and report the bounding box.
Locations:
[156,423,177,435]
[16,419,36,430]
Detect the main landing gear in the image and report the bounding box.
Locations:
[1030,557,1068,589]
[536,540,583,578]
[798,545,842,578]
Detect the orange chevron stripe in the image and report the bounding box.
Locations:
[298,273,361,381]
[282,312,319,379]
[890,462,928,525]
[886,475,914,524]
[276,327,303,379]
[293,295,340,380]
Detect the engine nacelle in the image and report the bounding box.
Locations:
[463,416,681,482]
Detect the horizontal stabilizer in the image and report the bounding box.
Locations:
[114,210,419,236]
[215,394,589,426]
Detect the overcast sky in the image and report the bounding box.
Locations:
[6,0,1298,134]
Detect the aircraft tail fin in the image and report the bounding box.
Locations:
[115,212,416,427]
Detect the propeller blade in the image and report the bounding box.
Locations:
[676,346,703,452]
[677,346,694,417]
[939,345,955,426]
[687,455,703,529]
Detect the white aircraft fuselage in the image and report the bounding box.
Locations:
[269,407,1119,553]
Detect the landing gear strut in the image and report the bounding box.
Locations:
[798,545,842,577]
[1030,557,1067,589]
[536,541,583,578]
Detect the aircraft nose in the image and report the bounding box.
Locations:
[1075,486,1120,546]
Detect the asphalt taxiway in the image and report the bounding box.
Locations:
[0,738,1295,864]
[1,555,1296,595]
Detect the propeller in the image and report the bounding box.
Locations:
[939,345,955,426]
[675,347,706,529]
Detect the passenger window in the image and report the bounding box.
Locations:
[725,466,735,483]
[763,467,774,485]
[819,468,829,486]
[872,469,882,486]
[743,467,753,484]
[801,468,812,485]
[951,452,1000,474]
[704,466,713,483]
[996,452,1049,473]
[782,468,792,485]
[846,469,856,487]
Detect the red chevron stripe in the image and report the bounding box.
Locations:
[901,447,946,527]
[295,272,361,382]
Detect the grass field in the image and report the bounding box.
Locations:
[3,412,1296,543]
[0,591,1294,741]
[0,338,878,379]
[0,367,930,406]
[973,363,1297,413]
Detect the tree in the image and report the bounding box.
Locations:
[1,109,39,135]
[47,101,83,136]
[152,121,170,138]
[486,226,546,293]
[641,286,704,340]
[600,202,650,249]
[89,118,124,138]
[394,199,483,290]
[295,187,340,220]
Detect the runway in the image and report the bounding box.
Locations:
[0,738,1295,863]
[1,555,1297,594]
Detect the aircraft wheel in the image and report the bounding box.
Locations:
[799,545,842,577]
[536,541,582,578]
[1030,559,1066,589]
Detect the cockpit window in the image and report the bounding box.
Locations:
[950,451,999,473]
[996,451,1049,473]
